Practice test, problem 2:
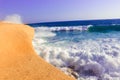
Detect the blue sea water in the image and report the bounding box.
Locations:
[31,19,120,80]
[30,19,120,46]
[29,19,120,27]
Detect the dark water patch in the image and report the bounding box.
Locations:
[88,25,120,32]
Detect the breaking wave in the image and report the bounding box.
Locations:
[33,25,120,32]
[32,27,120,80]
[34,25,91,31]
[3,14,120,79]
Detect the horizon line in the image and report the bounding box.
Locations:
[27,18,120,24]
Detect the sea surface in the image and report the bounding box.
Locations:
[29,19,120,80]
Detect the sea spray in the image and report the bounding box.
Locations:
[32,27,120,80]
[4,15,120,79]
[3,14,23,24]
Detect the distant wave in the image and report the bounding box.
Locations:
[34,25,92,31]
[33,25,120,32]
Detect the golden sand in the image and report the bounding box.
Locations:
[0,22,75,80]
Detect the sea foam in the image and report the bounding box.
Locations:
[2,14,120,79]
[34,25,91,31]
[32,27,120,80]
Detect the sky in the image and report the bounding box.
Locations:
[0,0,120,23]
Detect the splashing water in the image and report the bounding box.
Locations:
[2,15,120,80]
[3,14,22,24]
[33,27,120,80]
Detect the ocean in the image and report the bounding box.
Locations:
[29,19,120,80]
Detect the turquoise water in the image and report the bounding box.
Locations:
[45,31,120,47]
[32,19,120,80]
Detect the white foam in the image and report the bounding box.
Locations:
[34,25,92,31]
[32,27,120,80]
[35,28,56,38]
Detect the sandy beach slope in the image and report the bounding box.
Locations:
[0,22,75,80]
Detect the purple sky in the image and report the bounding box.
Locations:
[0,0,120,23]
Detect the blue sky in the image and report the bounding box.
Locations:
[0,0,120,23]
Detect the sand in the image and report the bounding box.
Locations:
[0,22,75,80]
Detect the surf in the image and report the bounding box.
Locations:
[33,26,120,80]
